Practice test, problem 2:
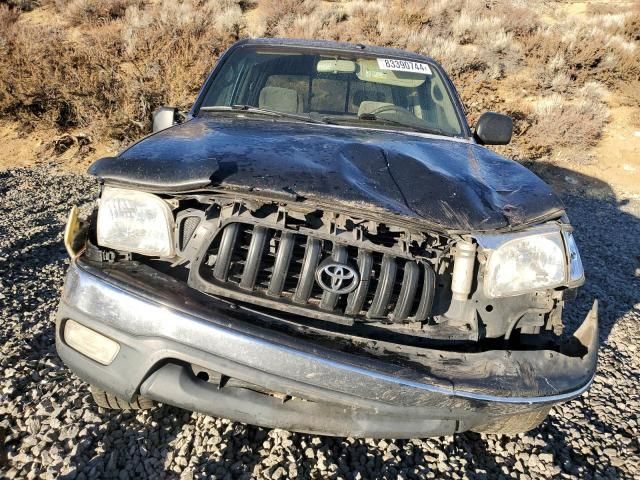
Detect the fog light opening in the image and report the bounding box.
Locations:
[196,371,210,382]
[64,319,120,365]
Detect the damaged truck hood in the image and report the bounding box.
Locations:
[89,117,564,232]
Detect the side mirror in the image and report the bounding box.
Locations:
[474,112,513,145]
[152,106,178,132]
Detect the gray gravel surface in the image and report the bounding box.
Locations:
[1,166,639,479]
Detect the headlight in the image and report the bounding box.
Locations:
[97,187,175,257]
[483,229,567,298]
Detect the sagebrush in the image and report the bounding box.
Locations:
[0,0,638,163]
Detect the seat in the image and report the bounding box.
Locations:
[258,86,300,113]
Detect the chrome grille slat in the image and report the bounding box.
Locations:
[267,231,295,297]
[391,261,420,321]
[292,238,321,304]
[212,223,239,281]
[200,221,436,324]
[412,264,436,322]
[239,226,267,291]
[345,250,373,316]
[367,254,397,319]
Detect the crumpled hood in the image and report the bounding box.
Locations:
[89,117,564,232]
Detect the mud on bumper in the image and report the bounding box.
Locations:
[55,259,598,438]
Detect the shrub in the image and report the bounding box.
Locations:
[256,0,319,36]
[59,0,144,25]
[525,19,640,89]
[0,3,20,27]
[0,0,636,166]
[0,0,38,11]
[0,0,245,141]
[526,83,609,157]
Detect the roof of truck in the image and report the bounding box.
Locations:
[234,38,438,64]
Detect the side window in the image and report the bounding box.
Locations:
[310,78,348,113]
[427,74,462,134]
[264,75,310,111]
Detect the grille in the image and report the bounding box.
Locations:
[196,221,436,324]
[176,209,205,253]
[178,216,201,250]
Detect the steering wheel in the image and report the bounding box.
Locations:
[368,104,411,117]
[365,104,422,127]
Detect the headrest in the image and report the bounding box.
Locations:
[259,86,299,113]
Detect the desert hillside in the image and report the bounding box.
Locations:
[0,0,639,193]
[2,2,640,478]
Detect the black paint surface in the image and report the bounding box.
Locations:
[89,117,564,232]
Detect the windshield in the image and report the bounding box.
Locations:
[199,46,465,137]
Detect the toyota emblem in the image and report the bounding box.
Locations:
[315,259,360,294]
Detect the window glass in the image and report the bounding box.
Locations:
[265,75,309,111]
[347,81,393,113]
[311,78,347,112]
[200,47,465,137]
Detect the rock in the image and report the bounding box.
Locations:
[539,453,554,463]
[514,460,525,473]
[271,466,285,479]
[1,167,640,480]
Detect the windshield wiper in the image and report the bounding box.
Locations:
[201,105,327,125]
[355,113,448,136]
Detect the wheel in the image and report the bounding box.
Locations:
[90,385,155,410]
[472,407,550,435]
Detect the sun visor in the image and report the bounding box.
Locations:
[356,59,427,87]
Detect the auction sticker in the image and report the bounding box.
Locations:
[377,58,432,75]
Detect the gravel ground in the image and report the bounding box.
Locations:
[1,166,639,480]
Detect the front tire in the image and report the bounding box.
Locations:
[90,385,155,410]
[472,407,550,435]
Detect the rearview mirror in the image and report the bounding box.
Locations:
[316,59,356,74]
[152,106,178,132]
[474,112,513,145]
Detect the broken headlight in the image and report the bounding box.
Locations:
[483,230,567,298]
[96,186,175,257]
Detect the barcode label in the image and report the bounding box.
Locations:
[377,58,432,75]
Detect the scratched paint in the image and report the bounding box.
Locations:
[89,117,564,233]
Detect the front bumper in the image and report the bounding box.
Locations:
[56,258,598,438]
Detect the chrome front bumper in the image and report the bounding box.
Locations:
[55,258,598,437]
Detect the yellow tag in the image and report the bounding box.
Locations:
[64,206,81,258]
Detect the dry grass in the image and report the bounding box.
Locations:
[0,0,244,141]
[524,21,639,88]
[0,0,37,11]
[0,0,638,165]
[526,83,609,156]
[56,0,145,26]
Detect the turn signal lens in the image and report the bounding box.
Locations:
[64,320,120,365]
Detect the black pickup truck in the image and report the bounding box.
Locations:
[56,38,597,438]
